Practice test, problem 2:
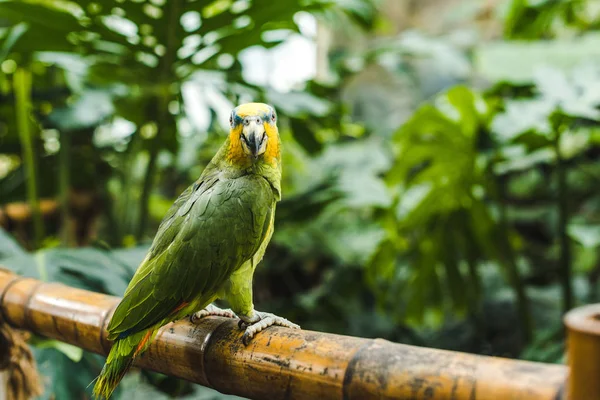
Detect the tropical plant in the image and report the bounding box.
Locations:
[505,0,600,39]
[0,0,376,246]
[2,0,600,397]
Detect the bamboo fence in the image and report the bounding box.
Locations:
[1,268,599,399]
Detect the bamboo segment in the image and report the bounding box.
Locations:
[14,68,44,248]
[0,372,6,400]
[565,303,600,400]
[0,269,568,400]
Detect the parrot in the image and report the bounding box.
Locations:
[92,102,299,399]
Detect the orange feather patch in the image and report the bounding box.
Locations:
[173,301,189,313]
[263,122,280,166]
[133,301,189,357]
[134,330,153,356]
[227,125,248,166]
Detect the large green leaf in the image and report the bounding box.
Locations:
[0,244,143,294]
[0,1,81,56]
[503,0,599,39]
[0,0,375,153]
[0,21,27,62]
[368,85,509,326]
[568,223,600,249]
[475,34,600,84]
[0,227,25,259]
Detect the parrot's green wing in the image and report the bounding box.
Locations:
[107,173,275,340]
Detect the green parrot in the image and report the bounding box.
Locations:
[92,102,299,399]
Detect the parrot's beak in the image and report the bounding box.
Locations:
[242,118,266,158]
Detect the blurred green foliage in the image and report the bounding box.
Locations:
[505,0,600,38]
[1,0,600,398]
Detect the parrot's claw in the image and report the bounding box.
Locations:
[190,304,236,323]
[240,311,300,345]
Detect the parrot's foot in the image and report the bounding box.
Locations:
[190,304,236,323]
[238,311,300,345]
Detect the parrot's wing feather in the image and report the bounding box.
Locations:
[107,174,275,339]
[119,173,220,298]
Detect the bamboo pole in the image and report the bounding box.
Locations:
[0,372,6,400]
[0,269,568,400]
[565,303,600,400]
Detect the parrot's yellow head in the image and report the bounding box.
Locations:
[227,102,280,166]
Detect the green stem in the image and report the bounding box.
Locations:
[498,177,533,343]
[465,240,482,310]
[136,144,159,240]
[463,209,482,307]
[502,243,532,343]
[59,129,71,246]
[588,268,599,304]
[99,165,121,247]
[120,134,139,238]
[554,126,573,313]
[14,68,44,249]
[466,254,485,339]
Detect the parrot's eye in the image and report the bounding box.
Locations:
[271,112,276,123]
[229,115,234,127]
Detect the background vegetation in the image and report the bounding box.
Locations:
[1,0,600,398]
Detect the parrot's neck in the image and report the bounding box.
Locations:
[254,161,282,201]
[215,138,282,200]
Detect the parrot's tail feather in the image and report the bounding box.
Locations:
[92,328,156,399]
[92,348,133,400]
